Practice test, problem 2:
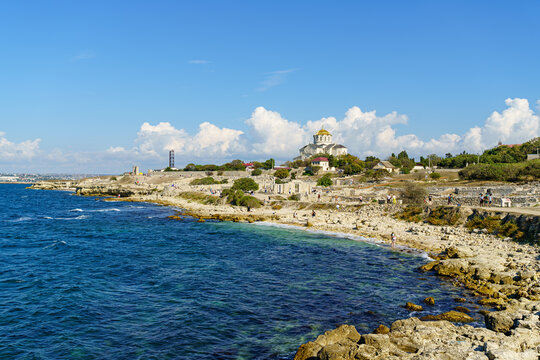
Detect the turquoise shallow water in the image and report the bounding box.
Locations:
[0,184,485,359]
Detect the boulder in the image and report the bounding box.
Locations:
[435,259,471,277]
[446,246,474,259]
[485,311,514,333]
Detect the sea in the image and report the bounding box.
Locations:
[0,184,486,359]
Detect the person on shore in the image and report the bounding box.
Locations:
[479,193,484,206]
[312,210,316,217]
[317,193,321,201]
[392,195,397,204]
[391,232,396,248]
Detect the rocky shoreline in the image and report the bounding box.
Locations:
[29,179,540,359]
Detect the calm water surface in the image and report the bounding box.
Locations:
[0,184,484,359]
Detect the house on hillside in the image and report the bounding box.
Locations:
[373,161,398,173]
[243,163,255,171]
[311,157,333,172]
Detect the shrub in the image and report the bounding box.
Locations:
[219,179,228,184]
[205,171,214,176]
[429,172,441,180]
[274,168,290,179]
[317,174,333,187]
[395,206,423,222]
[290,172,296,180]
[288,194,300,201]
[251,168,262,176]
[231,177,259,191]
[190,177,216,185]
[426,206,461,226]
[275,178,285,184]
[465,216,524,239]
[110,176,117,181]
[217,171,223,175]
[400,183,427,204]
[239,195,262,208]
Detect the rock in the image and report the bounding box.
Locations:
[419,260,439,272]
[294,341,322,360]
[446,246,474,258]
[420,310,474,323]
[294,325,361,360]
[454,306,471,313]
[435,259,470,277]
[454,297,467,303]
[360,333,390,349]
[373,324,390,334]
[405,302,423,311]
[424,296,435,305]
[485,311,514,333]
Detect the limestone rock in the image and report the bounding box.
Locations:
[373,324,390,334]
[446,245,474,259]
[485,312,515,333]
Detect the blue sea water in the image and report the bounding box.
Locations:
[0,184,485,359]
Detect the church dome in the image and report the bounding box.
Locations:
[316,129,331,136]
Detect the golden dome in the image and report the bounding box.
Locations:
[316,129,331,136]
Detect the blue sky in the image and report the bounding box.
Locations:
[1,1,539,173]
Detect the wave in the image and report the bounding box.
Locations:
[95,208,120,212]
[70,208,84,212]
[251,222,429,259]
[42,240,67,249]
[7,216,33,223]
[47,215,88,220]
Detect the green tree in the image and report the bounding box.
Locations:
[231,177,259,191]
[251,168,262,176]
[317,174,333,187]
[274,168,289,179]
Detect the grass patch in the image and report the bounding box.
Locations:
[178,192,221,205]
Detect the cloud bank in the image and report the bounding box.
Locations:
[1,98,538,172]
[110,97,538,164]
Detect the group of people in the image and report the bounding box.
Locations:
[386,194,397,204]
[479,192,493,206]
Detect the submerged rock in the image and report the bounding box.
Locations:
[423,296,435,305]
[405,302,423,311]
[420,311,474,323]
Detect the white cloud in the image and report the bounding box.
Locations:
[0,132,41,161]
[245,106,305,157]
[4,98,538,172]
[257,69,296,92]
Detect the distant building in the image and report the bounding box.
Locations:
[297,129,348,160]
[373,161,398,173]
[311,157,331,172]
[527,154,540,161]
[169,150,175,168]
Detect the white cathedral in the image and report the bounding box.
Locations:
[296,129,348,160]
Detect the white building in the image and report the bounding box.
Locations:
[311,157,333,172]
[373,161,398,173]
[297,129,348,160]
